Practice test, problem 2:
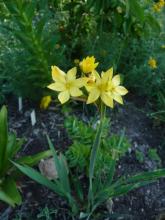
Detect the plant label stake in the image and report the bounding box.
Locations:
[31,110,36,126]
[18,97,23,112]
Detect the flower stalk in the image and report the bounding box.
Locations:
[88,102,106,209]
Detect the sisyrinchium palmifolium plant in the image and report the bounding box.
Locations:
[14,56,165,219]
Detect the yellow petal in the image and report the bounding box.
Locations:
[93,70,101,81]
[67,67,77,81]
[87,88,100,104]
[112,93,123,104]
[70,87,83,97]
[58,91,70,104]
[94,62,99,69]
[101,92,114,108]
[47,82,65,91]
[75,77,88,88]
[112,74,120,86]
[101,67,113,83]
[115,86,128,95]
[85,82,96,92]
[51,66,66,83]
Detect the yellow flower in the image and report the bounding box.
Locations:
[79,56,99,74]
[47,66,87,104]
[158,0,165,7]
[40,96,52,109]
[153,4,160,12]
[148,58,157,69]
[86,68,128,108]
[153,0,164,12]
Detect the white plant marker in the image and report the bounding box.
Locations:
[31,109,36,126]
[18,97,23,112]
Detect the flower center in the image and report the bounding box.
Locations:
[65,82,72,89]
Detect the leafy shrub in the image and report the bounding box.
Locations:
[0,1,67,100]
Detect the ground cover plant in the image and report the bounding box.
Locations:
[0,0,165,219]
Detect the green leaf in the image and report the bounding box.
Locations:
[12,161,62,195]
[0,177,21,206]
[0,106,8,174]
[125,169,165,184]
[47,136,71,194]
[25,1,36,22]
[145,14,161,33]
[95,169,165,206]
[2,133,18,174]
[17,150,52,167]
[0,191,15,207]
[128,0,145,22]
[36,15,47,39]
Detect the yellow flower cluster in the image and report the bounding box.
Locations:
[153,0,164,12]
[148,57,157,69]
[47,56,128,108]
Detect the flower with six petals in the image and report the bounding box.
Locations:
[86,68,128,108]
[48,66,87,104]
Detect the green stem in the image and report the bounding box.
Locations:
[88,102,106,210]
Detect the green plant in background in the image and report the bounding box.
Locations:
[65,116,130,177]
[83,0,161,69]
[37,205,58,220]
[0,0,67,100]
[148,148,161,166]
[0,105,51,207]
[135,150,145,164]
[14,60,165,219]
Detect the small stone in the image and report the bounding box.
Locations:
[39,157,58,180]
[147,189,150,194]
[27,192,32,198]
[106,199,113,214]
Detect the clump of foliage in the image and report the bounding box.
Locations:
[0,105,51,207]
[0,1,67,99]
[148,148,161,166]
[65,116,130,177]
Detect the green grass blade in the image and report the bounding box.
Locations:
[2,177,22,206]
[0,191,15,207]
[16,150,52,166]
[0,106,8,174]
[47,135,71,194]
[12,162,63,196]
